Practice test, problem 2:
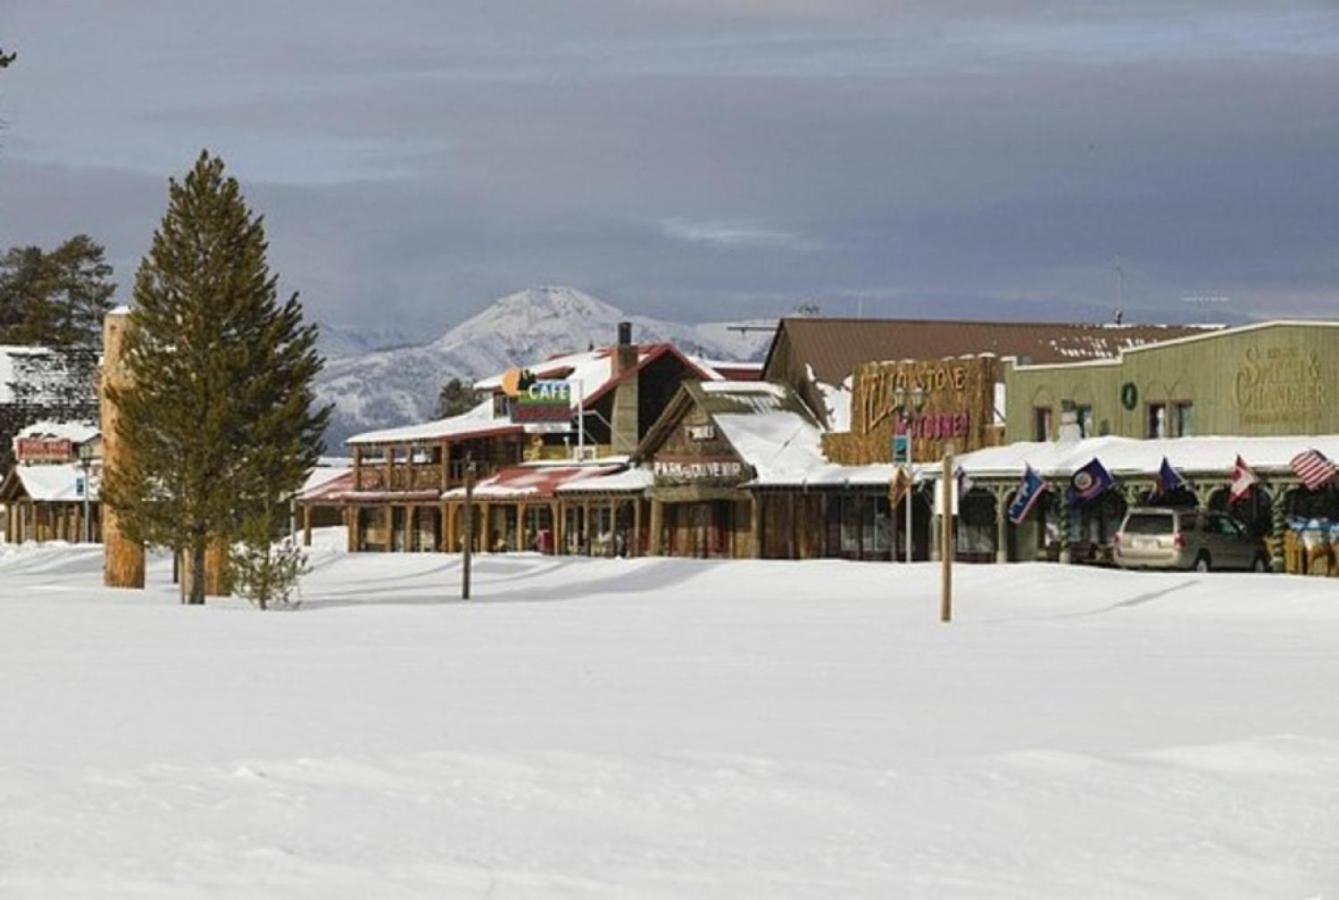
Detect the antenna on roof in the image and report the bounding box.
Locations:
[1114,255,1124,315]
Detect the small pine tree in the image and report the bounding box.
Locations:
[102,151,331,605]
[436,377,480,418]
[231,503,309,610]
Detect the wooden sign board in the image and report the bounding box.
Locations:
[824,356,998,465]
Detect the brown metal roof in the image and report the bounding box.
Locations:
[764,317,1217,386]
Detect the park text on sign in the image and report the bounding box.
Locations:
[653,459,744,483]
[510,380,572,423]
[15,437,74,463]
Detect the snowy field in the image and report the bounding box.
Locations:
[2,531,1338,898]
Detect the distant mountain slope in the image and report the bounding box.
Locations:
[314,287,774,448]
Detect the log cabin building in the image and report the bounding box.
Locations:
[317,324,744,554]
[0,421,102,544]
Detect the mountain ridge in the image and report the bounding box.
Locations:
[314,286,775,448]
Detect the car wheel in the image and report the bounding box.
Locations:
[1252,555,1269,573]
[1194,553,1211,573]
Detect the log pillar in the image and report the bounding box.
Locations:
[303,504,313,547]
[517,502,528,552]
[100,308,146,588]
[650,498,664,556]
[994,488,1010,564]
[750,494,762,559]
[552,501,563,555]
[583,500,593,556]
[632,497,643,557]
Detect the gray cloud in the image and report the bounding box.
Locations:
[2,1,1336,334]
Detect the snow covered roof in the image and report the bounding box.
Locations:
[0,345,50,405]
[298,465,354,501]
[442,461,627,500]
[1,463,97,503]
[556,465,654,494]
[945,434,1339,480]
[13,420,99,447]
[346,397,524,446]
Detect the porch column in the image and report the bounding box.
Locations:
[384,505,393,553]
[517,502,528,552]
[632,497,643,557]
[440,439,450,491]
[650,498,664,556]
[552,501,563,554]
[994,488,1009,563]
[445,502,457,553]
[383,446,393,491]
[750,494,762,559]
[480,502,491,552]
[583,500,593,556]
[1270,487,1289,572]
[303,504,313,547]
[353,445,363,491]
[407,505,417,552]
[1058,498,1072,565]
[346,506,358,552]
[440,503,450,552]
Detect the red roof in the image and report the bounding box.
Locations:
[443,464,624,500]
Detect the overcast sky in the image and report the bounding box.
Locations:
[2,1,1336,334]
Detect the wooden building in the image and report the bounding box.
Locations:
[318,326,725,553]
[0,421,102,545]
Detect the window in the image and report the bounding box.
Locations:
[1076,404,1095,438]
[1150,401,1193,438]
[1173,401,1194,437]
[1147,403,1167,438]
[1032,406,1053,442]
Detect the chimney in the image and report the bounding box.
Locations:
[610,321,639,454]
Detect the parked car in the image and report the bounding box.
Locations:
[1113,507,1269,573]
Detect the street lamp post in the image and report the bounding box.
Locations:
[893,384,926,563]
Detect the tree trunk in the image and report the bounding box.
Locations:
[189,542,207,605]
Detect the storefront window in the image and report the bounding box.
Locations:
[1147,403,1167,438]
[1076,405,1095,438]
[1033,407,1052,442]
[1174,401,1194,437]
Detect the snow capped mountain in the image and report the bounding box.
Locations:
[315,323,415,359]
[314,287,774,448]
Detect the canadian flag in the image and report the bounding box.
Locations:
[1229,455,1258,502]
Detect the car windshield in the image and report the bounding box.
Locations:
[1123,512,1175,535]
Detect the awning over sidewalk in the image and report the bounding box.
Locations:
[442,463,626,501]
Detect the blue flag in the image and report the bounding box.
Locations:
[1068,457,1113,504]
[1153,457,1187,497]
[1008,465,1047,524]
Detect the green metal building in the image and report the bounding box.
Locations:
[1005,321,1339,444]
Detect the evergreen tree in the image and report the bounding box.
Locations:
[102,151,331,605]
[0,48,13,69]
[0,235,116,346]
[436,376,480,418]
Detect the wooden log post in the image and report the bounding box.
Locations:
[994,488,1009,564]
[650,498,664,556]
[941,449,954,623]
[632,497,643,557]
[517,502,528,552]
[303,504,313,547]
[100,308,146,588]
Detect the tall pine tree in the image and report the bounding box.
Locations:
[102,151,330,605]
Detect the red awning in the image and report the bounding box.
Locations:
[444,464,624,500]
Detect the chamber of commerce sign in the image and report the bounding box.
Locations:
[1234,346,1326,428]
[15,437,74,463]
[510,380,573,424]
[653,459,745,484]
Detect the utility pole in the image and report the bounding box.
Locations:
[462,459,476,600]
[941,446,954,623]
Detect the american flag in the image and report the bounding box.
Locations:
[1290,449,1337,491]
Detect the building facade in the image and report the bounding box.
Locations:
[1006,321,1339,443]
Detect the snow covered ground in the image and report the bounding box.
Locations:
[2,531,1337,898]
